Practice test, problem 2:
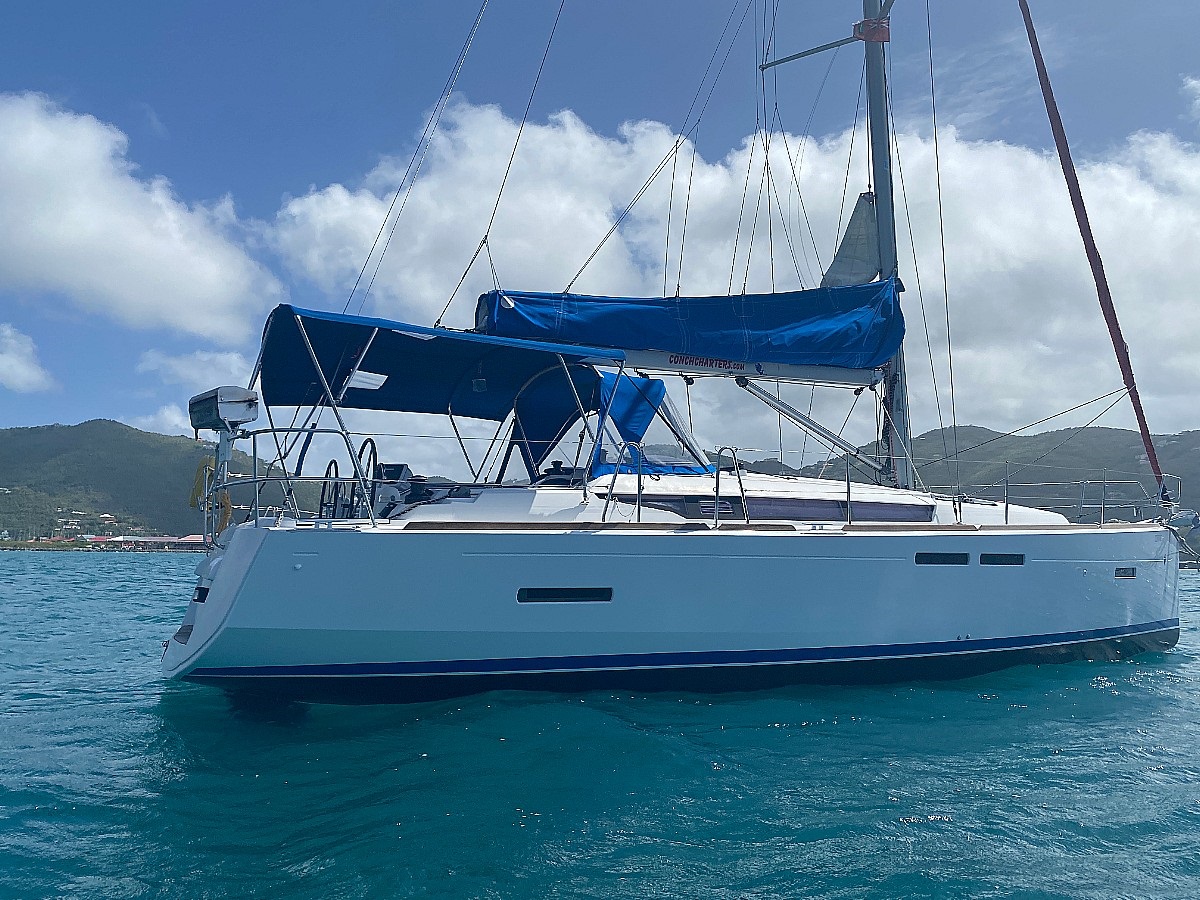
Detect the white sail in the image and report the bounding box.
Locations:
[821,191,881,288]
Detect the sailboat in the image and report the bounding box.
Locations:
[161,2,1179,703]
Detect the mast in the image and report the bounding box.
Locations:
[862,0,912,489]
[761,0,912,489]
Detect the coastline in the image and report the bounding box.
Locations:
[0,541,204,553]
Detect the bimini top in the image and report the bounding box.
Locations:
[475,277,903,372]
[256,304,702,475]
[257,304,624,420]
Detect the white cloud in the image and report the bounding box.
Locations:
[127,403,192,437]
[266,99,1200,460]
[270,103,678,327]
[130,351,259,441]
[0,323,54,392]
[1184,76,1200,124]
[0,92,283,343]
[137,349,253,396]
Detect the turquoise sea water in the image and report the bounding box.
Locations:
[1,551,1197,899]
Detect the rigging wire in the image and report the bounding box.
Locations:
[775,380,785,465]
[924,0,961,492]
[662,140,681,296]
[566,0,754,293]
[765,156,806,282]
[887,66,951,475]
[916,386,1129,469]
[760,1,785,461]
[737,0,796,294]
[762,0,776,292]
[736,0,768,293]
[772,45,842,281]
[728,123,759,293]
[735,0,770,294]
[833,63,866,257]
[763,108,810,285]
[1018,0,1164,490]
[874,385,882,472]
[484,238,502,290]
[816,390,863,479]
[343,0,489,315]
[763,108,811,285]
[435,0,568,327]
[798,384,816,469]
[976,391,1128,491]
[674,140,699,295]
[752,0,811,290]
[741,156,769,292]
[877,395,927,491]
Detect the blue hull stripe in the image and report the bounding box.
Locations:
[189,619,1179,679]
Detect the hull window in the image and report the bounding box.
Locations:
[518,587,613,603]
[1115,567,1137,579]
[980,553,1025,566]
[915,552,969,566]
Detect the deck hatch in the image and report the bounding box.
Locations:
[981,553,1025,566]
[518,587,613,604]
[915,552,969,566]
[1115,567,1137,579]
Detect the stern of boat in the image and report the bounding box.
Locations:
[161,522,267,680]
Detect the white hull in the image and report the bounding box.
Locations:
[163,493,1180,702]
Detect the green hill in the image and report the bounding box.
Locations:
[906,426,1200,519]
[1,419,1196,539]
[741,425,1200,522]
[0,420,320,538]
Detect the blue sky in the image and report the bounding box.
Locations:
[1,1,1198,455]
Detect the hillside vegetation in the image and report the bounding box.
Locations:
[0,419,1195,539]
[0,420,317,538]
[750,425,1200,521]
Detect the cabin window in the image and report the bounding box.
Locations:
[1114,567,1137,579]
[980,553,1025,566]
[630,495,934,523]
[915,552,969,565]
[517,587,613,603]
[848,501,936,523]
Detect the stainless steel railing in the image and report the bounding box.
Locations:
[712,447,750,526]
[601,442,644,523]
[925,465,1182,525]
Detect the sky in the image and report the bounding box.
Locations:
[1,0,1198,478]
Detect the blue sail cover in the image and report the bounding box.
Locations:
[475,278,903,370]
